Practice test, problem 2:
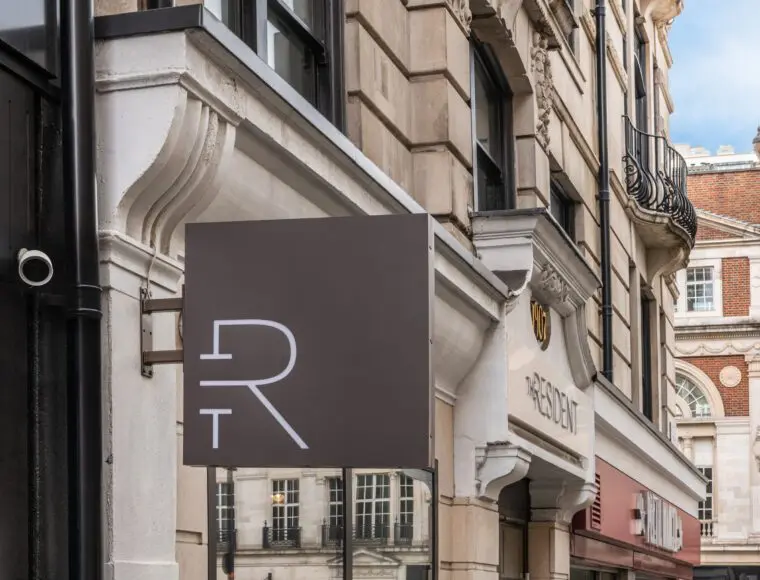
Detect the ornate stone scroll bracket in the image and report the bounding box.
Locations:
[530,478,597,525]
[536,262,569,304]
[446,0,472,32]
[475,443,532,502]
[531,31,553,150]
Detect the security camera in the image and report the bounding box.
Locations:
[17,248,54,287]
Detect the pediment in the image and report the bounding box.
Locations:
[327,548,401,568]
[697,210,760,242]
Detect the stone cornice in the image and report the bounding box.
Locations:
[471,209,600,390]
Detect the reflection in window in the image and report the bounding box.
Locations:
[686,266,715,312]
[216,482,235,542]
[356,473,390,541]
[271,479,300,544]
[0,0,58,73]
[676,374,712,417]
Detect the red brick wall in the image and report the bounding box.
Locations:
[682,356,748,416]
[722,257,750,316]
[696,224,734,241]
[688,169,760,223]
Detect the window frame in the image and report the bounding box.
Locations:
[216,481,235,542]
[640,292,654,422]
[471,39,515,212]
[271,478,300,539]
[356,473,391,540]
[676,375,713,418]
[633,23,647,131]
[327,475,343,528]
[215,0,345,128]
[675,260,723,318]
[685,266,715,313]
[549,179,576,240]
[697,466,713,522]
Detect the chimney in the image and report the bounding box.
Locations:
[754,126,760,160]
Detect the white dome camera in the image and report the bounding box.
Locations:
[17,248,54,287]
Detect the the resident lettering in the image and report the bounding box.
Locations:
[526,372,578,434]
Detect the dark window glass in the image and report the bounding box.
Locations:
[641,293,653,421]
[0,0,58,74]
[214,0,344,127]
[634,25,647,130]
[550,181,575,240]
[473,42,513,211]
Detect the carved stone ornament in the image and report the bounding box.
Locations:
[447,0,472,32]
[719,365,742,388]
[531,31,554,149]
[538,263,569,303]
[753,428,760,471]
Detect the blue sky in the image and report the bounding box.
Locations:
[669,1,760,153]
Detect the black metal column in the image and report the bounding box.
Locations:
[61,0,103,579]
[342,467,353,580]
[595,0,613,382]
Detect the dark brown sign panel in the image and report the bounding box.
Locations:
[183,215,433,469]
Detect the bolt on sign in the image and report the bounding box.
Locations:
[182,215,434,469]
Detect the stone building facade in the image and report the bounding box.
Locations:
[86,0,705,579]
[674,136,760,580]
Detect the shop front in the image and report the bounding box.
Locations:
[572,456,701,580]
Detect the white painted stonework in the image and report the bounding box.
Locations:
[93,15,707,580]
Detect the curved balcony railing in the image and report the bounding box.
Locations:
[622,116,697,243]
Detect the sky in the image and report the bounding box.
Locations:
[668,0,760,154]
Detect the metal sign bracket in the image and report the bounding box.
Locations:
[140,287,184,377]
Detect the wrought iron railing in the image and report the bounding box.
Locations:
[262,524,302,548]
[354,522,391,546]
[700,519,715,538]
[321,520,415,548]
[622,116,697,242]
[394,522,413,546]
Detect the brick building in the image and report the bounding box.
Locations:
[675,131,760,580]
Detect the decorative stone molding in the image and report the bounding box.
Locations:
[753,427,760,471]
[647,0,684,24]
[674,359,726,418]
[522,0,563,49]
[472,209,600,390]
[606,33,628,90]
[529,478,597,524]
[719,365,742,388]
[475,443,532,502]
[447,0,472,32]
[537,263,569,304]
[676,340,760,357]
[531,32,553,149]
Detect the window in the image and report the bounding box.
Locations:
[211,0,344,126]
[633,24,647,132]
[686,267,715,312]
[397,473,414,544]
[216,482,235,542]
[641,293,653,421]
[676,375,712,417]
[327,476,343,528]
[356,473,390,540]
[272,479,299,541]
[472,41,513,211]
[550,180,575,239]
[697,466,713,521]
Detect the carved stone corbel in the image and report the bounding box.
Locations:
[475,443,532,502]
[530,478,597,524]
[531,31,554,149]
[446,0,472,32]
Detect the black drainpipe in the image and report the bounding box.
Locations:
[595,0,613,382]
[61,0,103,578]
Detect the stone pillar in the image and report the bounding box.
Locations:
[746,354,760,536]
[528,481,576,580]
[100,235,183,580]
[749,259,760,318]
[681,436,694,462]
[449,497,501,579]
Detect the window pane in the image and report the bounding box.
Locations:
[267,16,312,100]
[0,0,57,73]
[474,70,492,154]
[280,0,314,29]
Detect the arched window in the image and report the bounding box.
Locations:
[676,374,712,417]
